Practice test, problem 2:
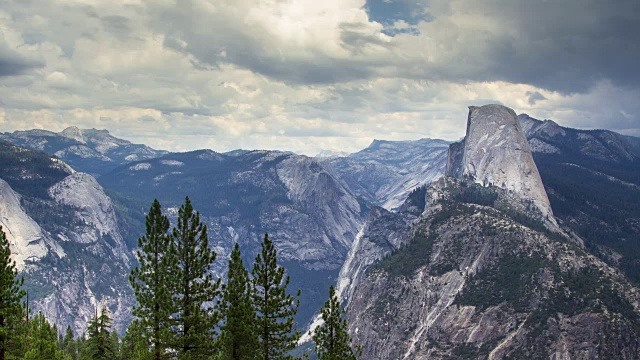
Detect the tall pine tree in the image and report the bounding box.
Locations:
[312,286,360,360]
[171,197,220,359]
[0,226,26,360]
[251,233,300,360]
[129,199,174,360]
[218,243,259,360]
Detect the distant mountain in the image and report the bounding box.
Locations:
[98,149,365,325]
[0,127,167,175]
[0,141,134,335]
[324,138,450,210]
[341,105,640,359]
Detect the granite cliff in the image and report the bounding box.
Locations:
[341,105,640,359]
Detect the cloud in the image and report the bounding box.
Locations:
[0,30,43,76]
[526,91,547,106]
[0,0,638,155]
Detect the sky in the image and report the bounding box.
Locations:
[1,0,639,155]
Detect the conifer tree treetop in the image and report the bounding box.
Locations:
[252,233,301,360]
[172,196,221,359]
[218,243,260,360]
[129,199,174,360]
[312,285,360,360]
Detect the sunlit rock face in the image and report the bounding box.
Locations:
[454,104,553,220]
[0,178,48,271]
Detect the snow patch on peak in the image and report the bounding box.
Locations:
[0,178,48,270]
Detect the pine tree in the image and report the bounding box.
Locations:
[23,312,68,360]
[218,243,259,360]
[312,286,360,360]
[129,199,174,360]
[171,197,220,359]
[0,226,26,360]
[251,233,301,360]
[80,308,117,360]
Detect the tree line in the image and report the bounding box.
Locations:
[0,197,359,360]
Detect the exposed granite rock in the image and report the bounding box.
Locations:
[346,179,640,359]
[458,104,554,220]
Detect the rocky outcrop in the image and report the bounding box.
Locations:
[445,139,465,179]
[346,178,640,359]
[276,156,362,254]
[341,105,640,359]
[0,142,134,335]
[49,172,129,264]
[454,105,553,220]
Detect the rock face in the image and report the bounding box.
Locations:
[346,178,640,359]
[0,141,134,335]
[452,104,553,219]
[48,173,127,258]
[0,179,49,270]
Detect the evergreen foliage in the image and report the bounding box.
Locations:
[80,308,118,360]
[171,197,220,359]
[0,226,26,360]
[61,325,80,360]
[218,243,259,360]
[251,233,301,360]
[120,320,151,360]
[23,313,68,360]
[312,286,360,360]
[129,199,174,360]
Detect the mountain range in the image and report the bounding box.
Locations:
[1,105,639,358]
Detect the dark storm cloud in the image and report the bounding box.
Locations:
[146,0,640,93]
[526,91,547,106]
[0,52,43,77]
[410,0,640,94]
